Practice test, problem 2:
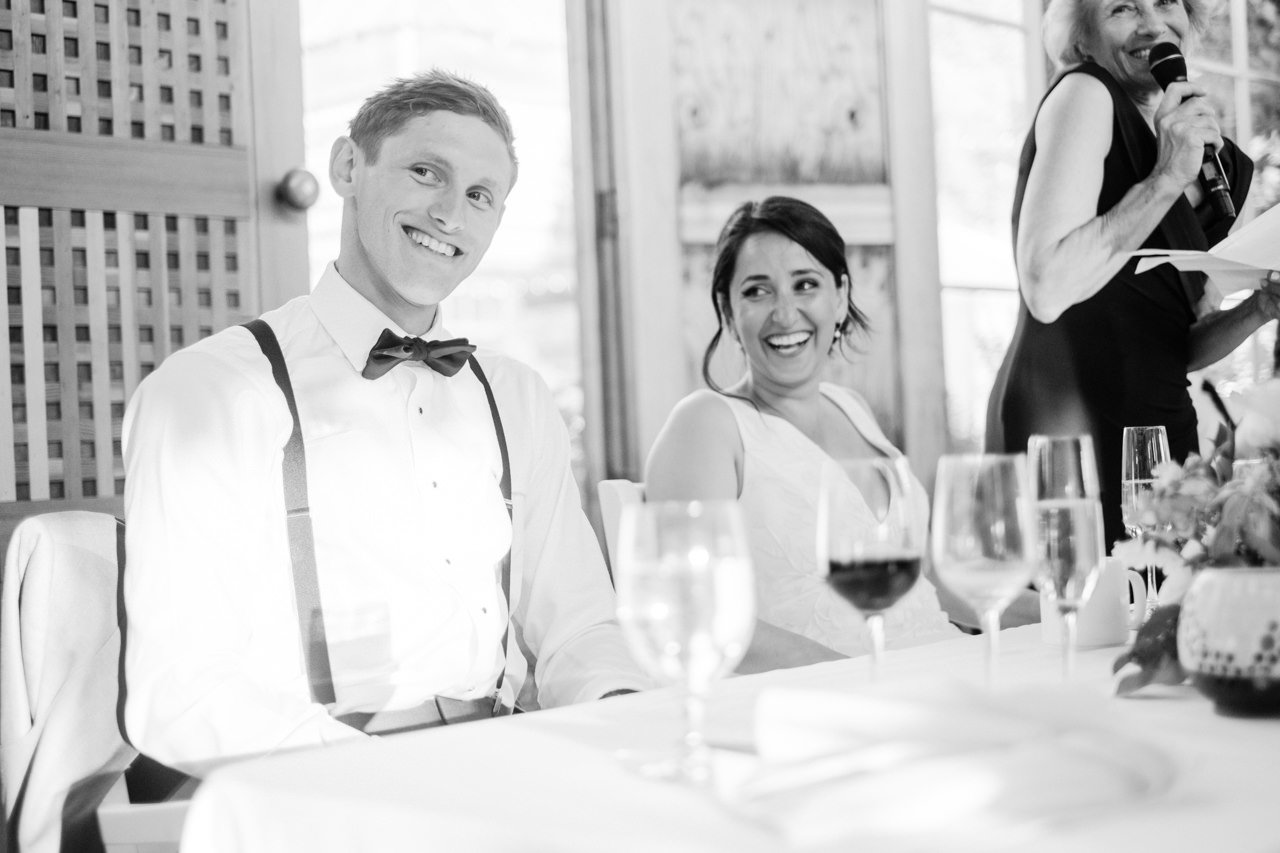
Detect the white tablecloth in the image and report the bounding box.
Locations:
[178,627,1280,852]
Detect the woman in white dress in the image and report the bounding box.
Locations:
[645,197,972,671]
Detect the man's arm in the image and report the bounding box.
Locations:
[502,367,649,707]
[123,343,363,775]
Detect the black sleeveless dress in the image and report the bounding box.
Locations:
[985,62,1253,550]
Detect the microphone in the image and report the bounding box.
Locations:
[1148,41,1235,221]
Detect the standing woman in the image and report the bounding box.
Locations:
[646,197,964,672]
[986,0,1280,550]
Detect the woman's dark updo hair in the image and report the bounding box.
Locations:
[702,196,868,394]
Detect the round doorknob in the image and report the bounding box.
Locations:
[276,168,320,210]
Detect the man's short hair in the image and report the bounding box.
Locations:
[348,69,519,185]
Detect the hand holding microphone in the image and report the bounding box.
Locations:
[1148,41,1236,222]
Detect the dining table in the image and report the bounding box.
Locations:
[165,625,1280,852]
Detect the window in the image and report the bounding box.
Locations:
[98,118,113,135]
[111,402,125,419]
[73,286,88,304]
[108,324,121,342]
[70,209,85,227]
[32,34,46,54]
[0,70,13,88]
[96,41,109,61]
[39,208,52,227]
[168,285,180,304]
[82,479,97,497]
[109,360,123,380]
[139,325,154,342]
[32,73,47,92]
[6,286,18,305]
[196,252,209,271]
[33,112,49,131]
[225,253,238,272]
[128,46,142,66]
[5,248,18,266]
[14,444,27,463]
[8,326,20,343]
[218,93,231,112]
[0,30,11,51]
[97,80,111,98]
[161,124,175,141]
[49,441,63,459]
[41,286,54,305]
[131,121,144,139]
[137,288,152,307]
[134,213,148,229]
[165,215,178,233]
[216,21,228,39]
[187,17,199,35]
[0,109,15,128]
[197,288,212,306]
[167,252,180,271]
[195,217,209,234]
[50,481,65,500]
[9,364,22,384]
[135,251,149,269]
[199,326,211,339]
[95,4,109,24]
[126,8,139,26]
[188,54,201,73]
[159,85,173,104]
[226,291,240,309]
[66,76,80,96]
[158,49,172,70]
[216,56,229,76]
[140,362,154,377]
[72,248,87,267]
[77,362,91,382]
[190,125,204,143]
[31,0,44,13]
[190,90,203,108]
[106,284,119,305]
[81,440,95,460]
[42,325,56,343]
[170,326,184,346]
[75,325,90,342]
[67,115,81,133]
[928,2,1041,450]
[219,128,233,146]
[13,404,25,425]
[46,402,61,422]
[63,0,76,16]
[63,37,77,57]
[157,13,170,31]
[79,402,93,420]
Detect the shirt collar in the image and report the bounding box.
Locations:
[310,263,452,374]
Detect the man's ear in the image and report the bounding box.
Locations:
[330,136,359,199]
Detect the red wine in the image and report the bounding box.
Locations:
[827,557,921,613]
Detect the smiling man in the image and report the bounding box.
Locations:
[120,71,647,776]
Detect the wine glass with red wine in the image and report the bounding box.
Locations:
[818,456,925,679]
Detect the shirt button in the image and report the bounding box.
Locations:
[432,481,438,488]
[481,607,488,614]
[445,558,451,566]
[418,407,423,414]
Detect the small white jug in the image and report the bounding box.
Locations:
[1041,557,1146,647]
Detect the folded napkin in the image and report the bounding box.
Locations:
[715,683,1174,847]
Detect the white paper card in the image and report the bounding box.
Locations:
[1131,202,1280,294]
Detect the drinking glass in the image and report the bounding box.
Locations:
[931,454,1037,687]
[818,456,925,680]
[614,500,755,785]
[1028,435,1105,679]
[1121,425,1171,619]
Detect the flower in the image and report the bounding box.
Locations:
[1114,380,1280,696]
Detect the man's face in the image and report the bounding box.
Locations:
[332,111,514,334]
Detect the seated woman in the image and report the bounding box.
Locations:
[645,197,970,672]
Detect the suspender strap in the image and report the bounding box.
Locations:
[242,319,337,705]
[466,354,513,703]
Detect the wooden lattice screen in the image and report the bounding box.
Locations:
[0,0,261,506]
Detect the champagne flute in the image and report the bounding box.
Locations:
[614,500,755,785]
[1121,425,1171,619]
[931,454,1037,687]
[818,456,925,680]
[1028,435,1105,680]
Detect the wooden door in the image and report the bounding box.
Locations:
[0,0,308,546]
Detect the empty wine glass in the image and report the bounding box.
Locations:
[1028,435,1105,680]
[1121,425,1171,619]
[931,454,1037,687]
[818,456,925,680]
[614,500,755,785]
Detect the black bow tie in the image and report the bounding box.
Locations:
[362,329,476,379]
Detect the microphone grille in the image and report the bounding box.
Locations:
[1148,42,1187,90]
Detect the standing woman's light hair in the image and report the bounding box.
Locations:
[1041,0,1218,72]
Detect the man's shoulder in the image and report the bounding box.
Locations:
[470,347,552,402]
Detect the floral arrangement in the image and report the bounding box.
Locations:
[1112,379,1280,695]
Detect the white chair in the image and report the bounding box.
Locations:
[0,512,184,853]
[596,479,644,572]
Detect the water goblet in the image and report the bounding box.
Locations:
[614,500,755,785]
[1028,435,1105,680]
[1121,425,1172,619]
[931,453,1037,687]
[818,456,925,680]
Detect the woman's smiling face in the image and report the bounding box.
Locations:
[725,231,848,393]
[1087,0,1189,97]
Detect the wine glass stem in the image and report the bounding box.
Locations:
[867,613,885,682]
[682,686,710,786]
[1145,565,1159,618]
[1061,608,1078,681]
[981,610,1001,688]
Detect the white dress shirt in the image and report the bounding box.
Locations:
[122,264,646,774]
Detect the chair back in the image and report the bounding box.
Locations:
[596,479,645,572]
[0,512,137,853]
